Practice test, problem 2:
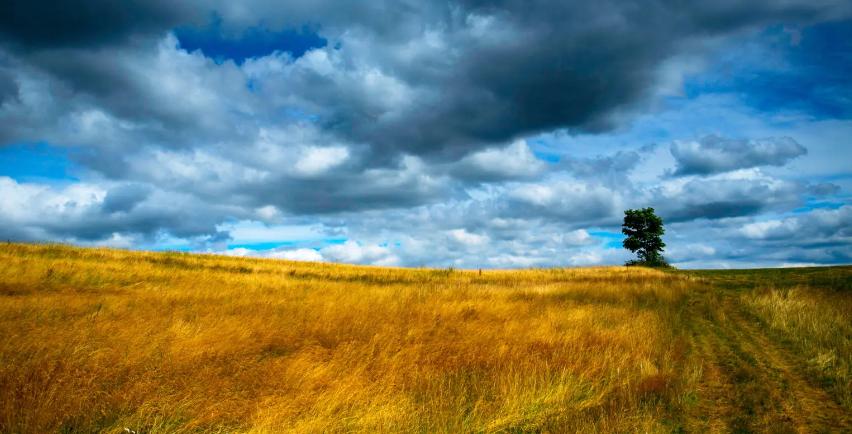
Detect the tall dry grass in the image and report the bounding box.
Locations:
[0,243,698,433]
[741,284,852,410]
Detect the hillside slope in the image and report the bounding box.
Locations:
[1,243,850,433]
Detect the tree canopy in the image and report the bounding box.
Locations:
[622,207,668,267]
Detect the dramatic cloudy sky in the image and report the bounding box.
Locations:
[1,1,850,268]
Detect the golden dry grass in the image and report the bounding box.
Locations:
[1,243,850,433]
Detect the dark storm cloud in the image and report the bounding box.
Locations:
[22,43,257,144]
[806,182,842,198]
[446,141,544,183]
[780,247,852,264]
[653,174,804,223]
[740,205,852,242]
[258,177,450,214]
[669,136,807,176]
[665,201,768,222]
[294,0,852,160]
[69,201,234,245]
[0,0,198,50]
[719,205,852,264]
[0,176,245,247]
[0,224,36,243]
[506,182,619,226]
[558,149,649,189]
[4,0,851,161]
[565,152,643,177]
[0,68,18,104]
[71,149,134,180]
[101,184,153,214]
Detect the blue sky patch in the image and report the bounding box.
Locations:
[603,241,623,249]
[0,143,79,183]
[792,202,847,213]
[589,231,624,249]
[227,241,299,250]
[683,20,852,120]
[532,151,560,163]
[175,17,327,64]
[589,231,623,239]
[227,238,347,251]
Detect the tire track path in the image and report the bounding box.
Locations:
[684,283,852,433]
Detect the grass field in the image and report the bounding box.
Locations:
[1,243,850,433]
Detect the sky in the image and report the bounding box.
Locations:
[0,1,850,269]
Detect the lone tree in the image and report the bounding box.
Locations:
[622,207,669,267]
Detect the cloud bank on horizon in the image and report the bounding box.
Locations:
[0,0,850,269]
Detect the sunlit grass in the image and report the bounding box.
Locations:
[741,284,852,410]
[0,243,701,433]
[3,243,851,433]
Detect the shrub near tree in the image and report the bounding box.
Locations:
[621,207,671,268]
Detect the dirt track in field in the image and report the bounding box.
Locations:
[684,282,852,434]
